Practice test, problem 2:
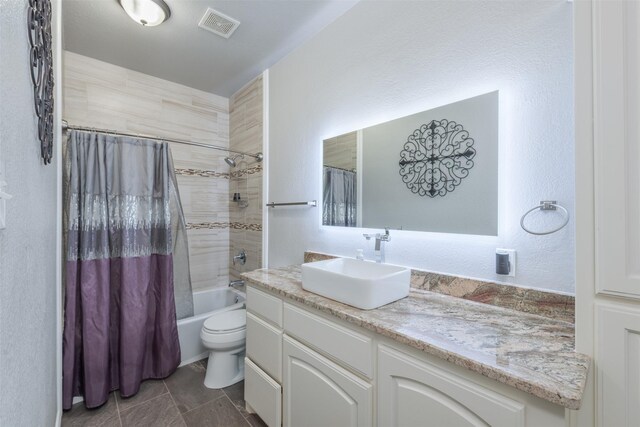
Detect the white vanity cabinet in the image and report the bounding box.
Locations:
[378,345,524,427]
[245,286,284,427]
[245,284,567,427]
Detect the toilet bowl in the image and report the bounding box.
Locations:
[200,308,246,389]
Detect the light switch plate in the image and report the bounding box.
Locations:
[496,248,516,277]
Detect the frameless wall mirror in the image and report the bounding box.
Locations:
[322,91,499,235]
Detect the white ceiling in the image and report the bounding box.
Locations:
[62,0,358,97]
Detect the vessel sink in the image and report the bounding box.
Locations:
[301,258,411,310]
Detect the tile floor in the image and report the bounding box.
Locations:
[62,360,267,427]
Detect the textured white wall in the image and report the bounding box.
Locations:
[268,0,575,293]
[0,0,60,425]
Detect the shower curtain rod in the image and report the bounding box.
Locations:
[61,120,263,160]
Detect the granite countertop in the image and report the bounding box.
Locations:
[242,266,590,410]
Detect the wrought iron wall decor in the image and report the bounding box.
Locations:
[28,0,54,164]
[399,119,475,197]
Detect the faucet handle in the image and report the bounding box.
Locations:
[233,249,247,265]
[364,229,391,241]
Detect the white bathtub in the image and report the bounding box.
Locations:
[177,287,246,366]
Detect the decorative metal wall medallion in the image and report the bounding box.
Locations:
[28,0,54,164]
[399,119,475,197]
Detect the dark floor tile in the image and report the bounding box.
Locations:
[119,394,184,427]
[116,379,168,412]
[182,396,248,427]
[61,393,120,427]
[223,380,248,417]
[164,362,224,413]
[223,380,244,401]
[245,414,268,427]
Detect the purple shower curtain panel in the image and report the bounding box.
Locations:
[62,131,182,410]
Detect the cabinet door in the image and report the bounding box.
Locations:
[597,304,640,426]
[378,345,524,427]
[593,0,640,298]
[283,335,372,427]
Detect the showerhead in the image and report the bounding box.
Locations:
[224,154,244,168]
[225,152,263,167]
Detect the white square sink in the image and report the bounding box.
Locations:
[301,258,411,310]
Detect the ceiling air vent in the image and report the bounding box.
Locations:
[198,8,240,39]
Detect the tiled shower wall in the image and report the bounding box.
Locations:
[229,76,264,280]
[323,131,357,171]
[62,51,232,291]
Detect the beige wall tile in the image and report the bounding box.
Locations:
[323,131,357,171]
[229,75,263,276]
[63,51,232,294]
[188,229,230,290]
[63,51,264,294]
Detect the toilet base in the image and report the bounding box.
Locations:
[203,349,245,389]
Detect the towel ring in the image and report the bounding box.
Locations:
[520,201,570,236]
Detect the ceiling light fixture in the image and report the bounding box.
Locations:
[118,0,171,27]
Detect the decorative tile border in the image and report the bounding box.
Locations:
[175,168,230,179]
[230,163,262,178]
[186,222,228,230]
[187,222,262,231]
[303,251,575,323]
[230,222,262,231]
[175,163,262,180]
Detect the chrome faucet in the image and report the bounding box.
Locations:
[363,228,390,263]
[229,279,245,289]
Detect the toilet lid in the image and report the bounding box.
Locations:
[203,309,246,333]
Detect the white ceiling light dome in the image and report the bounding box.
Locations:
[118,0,171,27]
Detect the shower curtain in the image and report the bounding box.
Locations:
[323,166,357,227]
[62,131,193,410]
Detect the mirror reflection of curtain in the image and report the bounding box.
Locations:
[323,166,357,227]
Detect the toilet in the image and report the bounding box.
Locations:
[200,308,247,389]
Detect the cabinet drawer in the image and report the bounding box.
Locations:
[247,312,282,382]
[283,303,373,378]
[247,286,283,327]
[245,358,282,427]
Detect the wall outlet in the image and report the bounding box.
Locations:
[496,248,516,277]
